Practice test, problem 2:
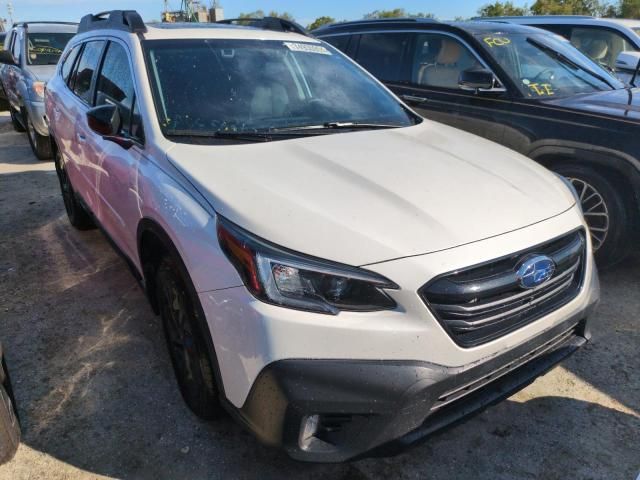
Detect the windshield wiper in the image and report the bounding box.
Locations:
[272,122,403,132]
[526,37,615,89]
[165,129,327,142]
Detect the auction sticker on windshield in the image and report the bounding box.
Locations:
[284,42,332,55]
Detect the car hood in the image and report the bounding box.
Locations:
[27,65,57,83]
[542,88,640,122]
[166,122,575,266]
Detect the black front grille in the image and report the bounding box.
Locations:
[420,229,586,347]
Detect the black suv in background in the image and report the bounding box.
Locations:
[315,19,640,266]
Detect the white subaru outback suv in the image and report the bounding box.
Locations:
[45,11,599,462]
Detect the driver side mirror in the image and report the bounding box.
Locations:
[0,50,17,66]
[615,51,640,86]
[459,68,502,92]
[86,104,133,149]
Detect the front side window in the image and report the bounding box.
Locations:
[479,33,624,98]
[96,42,135,133]
[71,40,105,104]
[27,32,75,66]
[355,33,411,82]
[569,27,638,71]
[322,35,350,54]
[410,34,483,89]
[11,31,21,61]
[143,39,417,141]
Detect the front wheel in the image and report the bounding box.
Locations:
[156,256,222,420]
[23,109,53,160]
[0,357,20,465]
[554,164,631,268]
[9,108,25,132]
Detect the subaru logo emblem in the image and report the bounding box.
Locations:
[516,255,556,289]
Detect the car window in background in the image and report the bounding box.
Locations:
[479,33,624,98]
[322,35,350,53]
[27,32,75,65]
[61,44,82,84]
[0,34,6,50]
[355,33,411,82]
[96,42,135,133]
[410,33,483,89]
[144,39,416,139]
[71,40,105,103]
[569,27,638,71]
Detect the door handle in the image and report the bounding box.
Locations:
[401,94,428,104]
[77,132,86,143]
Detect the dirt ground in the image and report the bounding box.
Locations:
[0,110,638,480]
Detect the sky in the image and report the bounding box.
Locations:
[4,0,531,27]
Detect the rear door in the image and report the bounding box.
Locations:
[64,39,106,211]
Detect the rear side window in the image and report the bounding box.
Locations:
[355,33,411,82]
[61,44,82,84]
[323,35,350,53]
[96,42,135,133]
[71,40,105,104]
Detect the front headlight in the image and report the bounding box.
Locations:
[31,81,46,100]
[217,216,398,314]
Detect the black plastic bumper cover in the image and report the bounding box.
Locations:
[237,317,590,462]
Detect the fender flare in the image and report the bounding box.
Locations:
[136,217,229,401]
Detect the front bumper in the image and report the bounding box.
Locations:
[237,314,593,462]
[24,100,48,137]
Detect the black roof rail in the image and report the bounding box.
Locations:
[217,17,309,36]
[13,21,78,28]
[78,10,147,35]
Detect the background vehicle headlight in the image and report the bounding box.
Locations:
[217,216,398,314]
[31,81,46,100]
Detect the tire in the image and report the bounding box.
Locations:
[23,108,53,160]
[54,148,95,230]
[0,358,20,465]
[155,256,221,420]
[553,163,631,268]
[9,108,25,132]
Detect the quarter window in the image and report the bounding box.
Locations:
[410,34,482,89]
[355,33,411,82]
[96,42,135,133]
[61,44,82,85]
[71,40,105,104]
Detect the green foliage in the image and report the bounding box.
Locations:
[619,0,640,17]
[529,0,604,15]
[307,16,336,31]
[237,10,295,21]
[478,1,529,16]
[363,9,434,19]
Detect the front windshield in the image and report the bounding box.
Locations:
[478,33,624,98]
[143,39,417,139]
[27,32,75,65]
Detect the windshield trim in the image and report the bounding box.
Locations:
[141,38,420,144]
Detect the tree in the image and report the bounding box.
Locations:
[478,1,529,16]
[237,10,294,20]
[363,8,434,19]
[238,10,265,19]
[530,0,604,15]
[268,11,295,21]
[619,0,640,17]
[307,16,335,31]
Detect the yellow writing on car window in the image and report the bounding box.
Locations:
[483,37,511,48]
[528,83,555,96]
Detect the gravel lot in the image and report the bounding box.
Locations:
[0,111,638,480]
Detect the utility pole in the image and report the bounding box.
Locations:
[7,0,13,25]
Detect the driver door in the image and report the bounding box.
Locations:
[356,31,508,144]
